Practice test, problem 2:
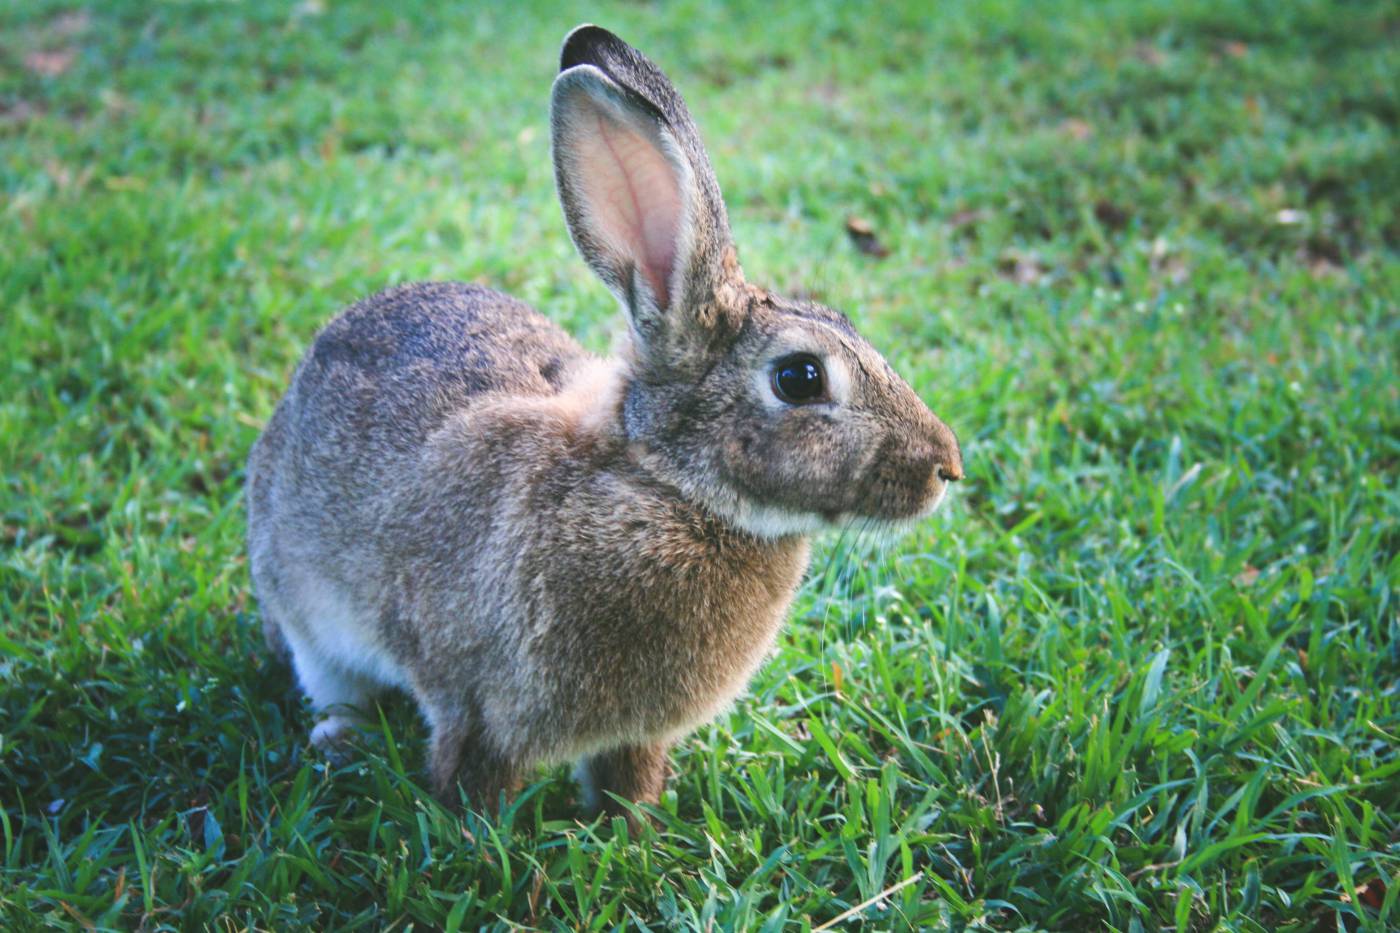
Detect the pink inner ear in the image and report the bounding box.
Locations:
[574,102,683,309]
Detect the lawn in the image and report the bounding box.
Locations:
[1,0,1397,929]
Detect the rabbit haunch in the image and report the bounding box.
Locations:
[245,25,961,819]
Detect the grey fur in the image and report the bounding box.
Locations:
[246,26,961,819]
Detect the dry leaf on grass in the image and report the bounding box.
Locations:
[1094,199,1130,230]
[1060,118,1093,141]
[1355,877,1387,911]
[1233,565,1260,587]
[1133,42,1166,66]
[24,49,75,77]
[948,208,984,233]
[845,216,890,258]
[997,250,1045,285]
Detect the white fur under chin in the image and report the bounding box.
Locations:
[714,482,951,541]
[724,500,830,538]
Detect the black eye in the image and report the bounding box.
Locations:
[771,354,826,404]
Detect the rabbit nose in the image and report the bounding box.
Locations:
[930,417,963,482]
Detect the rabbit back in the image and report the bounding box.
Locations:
[286,280,584,467]
[246,282,587,686]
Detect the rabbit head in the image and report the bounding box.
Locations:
[552,26,962,538]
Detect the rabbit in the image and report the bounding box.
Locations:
[245,24,963,819]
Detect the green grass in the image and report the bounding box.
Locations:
[2,0,1397,928]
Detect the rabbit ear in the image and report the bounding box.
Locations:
[551,26,741,362]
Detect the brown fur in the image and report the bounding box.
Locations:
[245,26,960,819]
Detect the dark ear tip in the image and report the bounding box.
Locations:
[560,24,625,72]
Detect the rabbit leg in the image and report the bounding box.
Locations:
[282,626,378,750]
[576,742,671,819]
[428,717,523,814]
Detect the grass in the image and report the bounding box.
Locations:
[1,0,1397,928]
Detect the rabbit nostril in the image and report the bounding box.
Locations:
[937,464,963,483]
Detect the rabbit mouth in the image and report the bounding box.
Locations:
[919,479,951,516]
[718,479,952,540]
[858,482,951,531]
[842,463,957,531]
[827,487,951,536]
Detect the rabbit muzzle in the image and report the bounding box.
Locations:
[856,413,963,523]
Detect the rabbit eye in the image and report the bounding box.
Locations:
[771,354,826,404]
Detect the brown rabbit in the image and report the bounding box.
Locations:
[245,25,962,818]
